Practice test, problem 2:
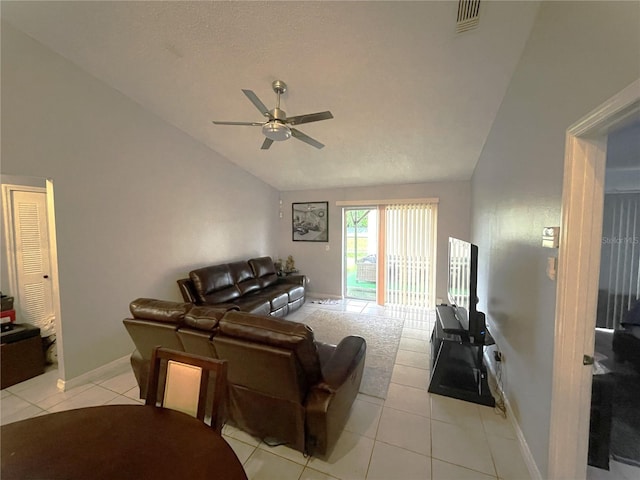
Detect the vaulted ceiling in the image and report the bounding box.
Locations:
[1,1,541,191]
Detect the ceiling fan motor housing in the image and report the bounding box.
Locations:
[270,107,287,121]
[263,121,291,141]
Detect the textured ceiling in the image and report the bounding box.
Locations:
[1,1,541,191]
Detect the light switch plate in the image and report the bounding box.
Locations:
[542,227,560,248]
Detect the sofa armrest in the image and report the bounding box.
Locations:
[177,278,198,304]
[305,336,366,456]
[278,274,307,288]
[318,336,366,389]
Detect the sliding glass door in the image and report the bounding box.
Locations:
[342,201,437,308]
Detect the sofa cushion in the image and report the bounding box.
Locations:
[233,296,271,316]
[219,311,321,384]
[263,291,289,311]
[261,283,305,303]
[190,264,241,304]
[286,285,305,302]
[129,298,191,324]
[249,285,292,309]
[229,261,261,296]
[249,256,279,289]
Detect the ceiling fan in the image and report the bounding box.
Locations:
[212,80,333,150]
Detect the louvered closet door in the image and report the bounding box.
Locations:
[13,190,55,335]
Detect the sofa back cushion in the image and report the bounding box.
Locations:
[228,261,261,296]
[190,264,241,304]
[129,298,191,325]
[218,311,321,385]
[249,256,279,289]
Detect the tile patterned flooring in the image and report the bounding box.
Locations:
[2,299,534,480]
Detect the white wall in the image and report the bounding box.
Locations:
[279,181,471,301]
[1,22,279,381]
[471,1,640,476]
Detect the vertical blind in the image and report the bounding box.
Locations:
[597,192,640,329]
[384,202,437,308]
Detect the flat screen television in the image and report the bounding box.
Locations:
[447,237,486,344]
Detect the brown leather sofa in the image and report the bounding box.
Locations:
[177,256,306,317]
[123,298,366,456]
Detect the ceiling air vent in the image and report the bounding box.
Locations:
[456,0,481,33]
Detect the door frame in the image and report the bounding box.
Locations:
[2,180,65,378]
[548,78,640,479]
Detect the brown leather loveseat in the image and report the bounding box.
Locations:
[177,256,306,317]
[123,298,366,456]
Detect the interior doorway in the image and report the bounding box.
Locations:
[2,180,62,374]
[587,122,640,476]
[548,79,640,479]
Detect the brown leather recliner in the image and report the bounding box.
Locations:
[123,299,366,457]
[213,311,366,457]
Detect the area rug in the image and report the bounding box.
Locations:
[303,309,404,399]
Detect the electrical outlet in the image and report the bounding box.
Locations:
[493,351,502,362]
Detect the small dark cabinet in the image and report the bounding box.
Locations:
[1,323,45,389]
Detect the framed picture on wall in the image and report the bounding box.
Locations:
[292,202,329,242]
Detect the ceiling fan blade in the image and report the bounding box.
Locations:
[291,128,325,149]
[286,111,333,126]
[242,89,271,118]
[261,137,274,150]
[212,121,264,126]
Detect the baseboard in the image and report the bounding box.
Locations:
[56,355,130,392]
[483,349,543,480]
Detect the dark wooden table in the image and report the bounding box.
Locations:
[1,404,248,480]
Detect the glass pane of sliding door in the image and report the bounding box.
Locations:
[344,208,378,301]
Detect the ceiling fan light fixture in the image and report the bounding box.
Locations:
[213,81,331,149]
[262,121,291,141]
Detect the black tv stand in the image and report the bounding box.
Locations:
[428,305,495,407]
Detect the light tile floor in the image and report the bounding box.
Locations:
[2,299,536,479]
